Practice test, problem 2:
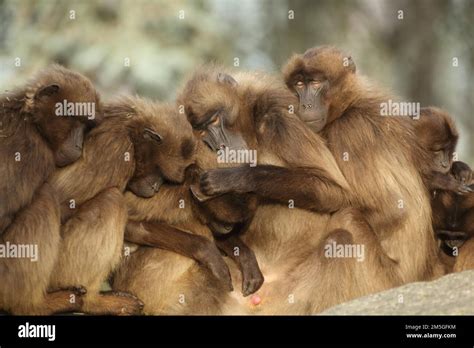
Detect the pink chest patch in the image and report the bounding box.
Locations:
[250,294,262,306]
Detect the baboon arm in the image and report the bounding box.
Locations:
[200,114,351,213]
[201,165,348,213]
[215,234,264,296]
[124,221,208,259]
[216,234,258,271]
[125,220,233,290]
[429,172,473,194]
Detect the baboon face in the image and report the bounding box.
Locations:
[178,70,249,152]
[415,108,459,174]
[29,66,103,167]
[128,103,197,197]
[283,46,356,132]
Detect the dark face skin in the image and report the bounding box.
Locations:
[431,144,453,174]
[193,108,248,152]
[188,73,248,153]
[290,72,329,133]
[128,127,196,198]
[419,124,457,175]
[128,128,166,198]
[33,84,102,167]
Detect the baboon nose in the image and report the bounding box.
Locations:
[303,104,313,109]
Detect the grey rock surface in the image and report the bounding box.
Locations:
[320,270,474,315]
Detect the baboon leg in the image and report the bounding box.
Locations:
[125,221,233,291]
[79,291,144,316]
[40,289,86,314]
[0,183,69,315]
[454,238,474,272]
[49,188,142,315]
[303,208,402,313]
[215,234,264,296]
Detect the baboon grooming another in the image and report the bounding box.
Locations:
[113,141,264,314]
[48,96,196,315]
[0,65,100,314]
[115,67,400,314]
[412,107,474,269]
[272,46,444,283]
[414,107,472,196]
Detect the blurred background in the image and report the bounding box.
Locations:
[0,0,472,162]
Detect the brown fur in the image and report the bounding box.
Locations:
[414,107,465,192]
[113,66,401,315]
[431,165,474,271]
[112,141,264,314]
[283,46,444,284]
[0,65,100,314]
[48,96,196,315]
[411,107,473,272]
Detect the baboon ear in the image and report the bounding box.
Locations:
[217,73,238,87]
[345,56,356,73]
[143,127,163,143]
[35,84,60,99]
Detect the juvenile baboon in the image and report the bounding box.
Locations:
[432,163,474,256]
[278,46,444,283]
[412,108,474,267]
[112,141,264,314]
[48,96,196,315]
[414,107,472,195]
[115,67,400,314]
[0,65,100,314]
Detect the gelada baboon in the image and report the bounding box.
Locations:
[115,67,400,314]
[414,107,472,195]
[0,65,100,314]
[279,46,444,283]
[48,96,196,315]
[413,107,474,270]
[433,161,474,267]
[112,140,264,314]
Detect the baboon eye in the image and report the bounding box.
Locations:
[310,80,322,87]
[210,115,220,126]
[143,128,163,144]
[295,81,304,88]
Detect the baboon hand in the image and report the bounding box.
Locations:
[241,257,264,297]
[453,182,473,195]
[452,162,473,185]
[200,167,251,196]
[195,242,233,291]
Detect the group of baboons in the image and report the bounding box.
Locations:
[0,46,473,315]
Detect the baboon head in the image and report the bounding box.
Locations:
[177,67,251,153]
[106,97,197,198]
[415,107,459,174]
[25,65,103,167]
[283,46,357,132]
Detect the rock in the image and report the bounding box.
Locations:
[320,270,474,315]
